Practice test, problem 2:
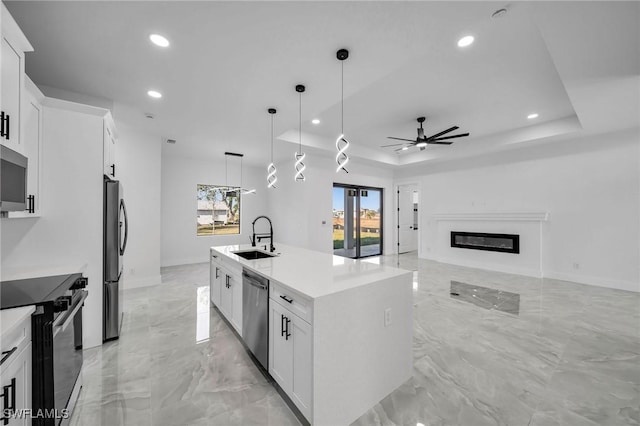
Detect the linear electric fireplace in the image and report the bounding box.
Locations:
[451,231,520,254]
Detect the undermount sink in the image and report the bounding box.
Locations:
[232,250,278,260]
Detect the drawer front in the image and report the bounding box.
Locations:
[270,282,312,324]
[1,317,31,371]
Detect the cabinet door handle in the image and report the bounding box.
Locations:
[0,377,16,425]
[110,164,115,177]
[27,195,35,213]
[0,111,9,140]
[226,275,230,288]
[281,314,285,337]
[279,295,293,304]
[285,317,291,340]
[0,347,17,366]
[215,267,220,279]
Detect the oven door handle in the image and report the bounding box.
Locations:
[52,291,88,337]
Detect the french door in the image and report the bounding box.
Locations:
[332,184,383,258]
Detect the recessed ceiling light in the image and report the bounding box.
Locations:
[457,35,475,47]
[149,34,170,47]
[312,119,320,125]
[147,90,162,99]
[527,113,539,119]
[401,146,409,151]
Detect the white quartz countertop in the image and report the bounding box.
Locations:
[1,306,35,337]
[211,243,411,299]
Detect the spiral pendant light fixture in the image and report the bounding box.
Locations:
[335,48,350,174]
[294,84,306,182]
[267,108,278,188]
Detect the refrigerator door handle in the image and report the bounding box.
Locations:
[120,199,129,256]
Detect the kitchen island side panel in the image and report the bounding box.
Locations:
[312,272,413,426]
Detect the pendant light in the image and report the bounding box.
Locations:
[335,48,350,174]
[294,84,306,182]
[224,152,255,195]
[267,108,278,188]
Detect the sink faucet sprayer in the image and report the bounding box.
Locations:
[251,216,275,253]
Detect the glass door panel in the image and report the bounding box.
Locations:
[333,184,383,258]
[359,188,381,257]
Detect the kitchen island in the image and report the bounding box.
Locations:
[210,243,413,426]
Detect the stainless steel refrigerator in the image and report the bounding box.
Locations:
[104,177,128,341]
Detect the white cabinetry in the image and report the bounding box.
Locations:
[103,117,117,178]
[0,4,32,154]
[210,253,222,307]
[7,77,43,218]
[1,307,34,426]
[269,289,312,421]
[209,251,242,335]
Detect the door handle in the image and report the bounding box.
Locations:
[0,111,9,140]
[281,314,285,337]
[285,317,291,340]
[215,267,219,279]
[0,377,16,425]
[110,164,115,177]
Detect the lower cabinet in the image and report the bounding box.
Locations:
[210,254,222,307]
[269,299,312,420]
[209,252,242,336]
[0,342,31,426]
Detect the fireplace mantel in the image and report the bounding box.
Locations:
[432,212,549,222]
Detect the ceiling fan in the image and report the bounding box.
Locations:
[382,117,469,151]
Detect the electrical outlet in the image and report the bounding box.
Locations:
[572,262,580,270]
[384,308,392,327]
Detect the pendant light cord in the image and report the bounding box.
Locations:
[341,60,344,135]
[271,114,274,162]
[299,92,302,155]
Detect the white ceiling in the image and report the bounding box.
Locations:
[5,1,639,168]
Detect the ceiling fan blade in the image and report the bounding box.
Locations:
[381,143,407,147]
[432,133,470,141]
[427,141,453,145]
[426,126,459,140]
[387,137,416,142]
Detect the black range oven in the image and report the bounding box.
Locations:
[1,274,87,426]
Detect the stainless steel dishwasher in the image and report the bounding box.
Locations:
[242,268,269,370]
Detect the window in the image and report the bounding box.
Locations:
[196,184,240,236]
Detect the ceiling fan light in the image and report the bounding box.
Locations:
[416,142,427,148]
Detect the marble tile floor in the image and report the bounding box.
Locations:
[70,254,639,426]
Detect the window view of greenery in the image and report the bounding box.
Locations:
[197,184,240,236]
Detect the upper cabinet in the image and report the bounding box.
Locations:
[1,3,33,155]
[103,115,117,178]
[7,77,44,218]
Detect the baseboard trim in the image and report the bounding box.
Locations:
[436,256,543,278]
[161,257,208,267]
[544,271,639,293]
[123,274,161,289]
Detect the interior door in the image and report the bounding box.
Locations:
[398,184,418,253]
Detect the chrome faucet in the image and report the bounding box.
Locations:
[251,215,275,253]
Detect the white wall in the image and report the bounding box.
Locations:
[1,101,105,349]
[161,152,269,266]
[399,129,639,292]
[267,155,395,255]
[111,107,162,289]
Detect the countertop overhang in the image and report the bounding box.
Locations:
[211,243,411,299]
